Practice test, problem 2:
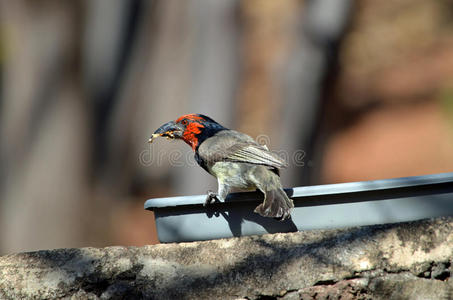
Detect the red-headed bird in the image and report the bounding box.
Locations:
[149,114,294,220]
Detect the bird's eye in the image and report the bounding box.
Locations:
[181,119,188,125]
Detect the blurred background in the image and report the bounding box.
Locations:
[1,0,453,254]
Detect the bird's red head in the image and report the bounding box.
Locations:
[175,114,207,150]
[150,114,226,151]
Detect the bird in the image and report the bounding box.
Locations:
[149,114,294,220]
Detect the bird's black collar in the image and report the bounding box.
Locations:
[194,123,227,151]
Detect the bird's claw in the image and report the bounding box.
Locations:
[204,190,218,207]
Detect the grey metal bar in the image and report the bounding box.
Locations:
[144,172,453,243]
[145,172,453,209]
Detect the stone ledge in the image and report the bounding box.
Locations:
[1,217,453,299]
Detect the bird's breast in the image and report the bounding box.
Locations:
[209,162,253,189]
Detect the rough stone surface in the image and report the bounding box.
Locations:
[1,217,453,299]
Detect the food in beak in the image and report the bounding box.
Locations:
[148,131,177,143]
[148,133,161,143]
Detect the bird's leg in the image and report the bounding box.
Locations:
[217,183,230,202]
[204,182,230,207]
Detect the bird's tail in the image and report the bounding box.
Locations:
[254,188,294,220]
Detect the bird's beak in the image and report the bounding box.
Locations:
[149,121,184,143]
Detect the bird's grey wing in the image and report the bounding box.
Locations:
[224,143,288,168]
[199,130,288,169]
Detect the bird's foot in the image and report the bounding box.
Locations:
[204,190,218,207]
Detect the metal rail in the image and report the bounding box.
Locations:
[145,172,453,243]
